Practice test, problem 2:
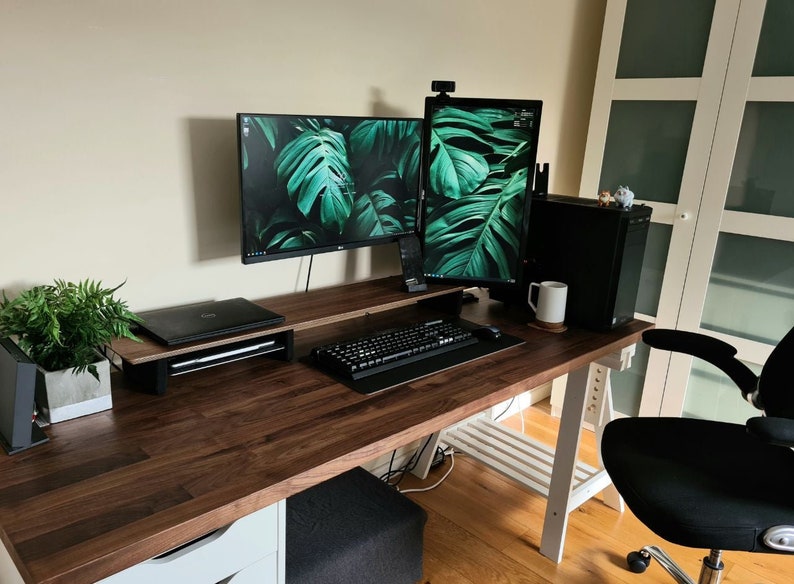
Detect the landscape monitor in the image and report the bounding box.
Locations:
[237,113,422,264]
[420,96,542,290]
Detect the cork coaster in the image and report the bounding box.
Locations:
[527,320,568,334]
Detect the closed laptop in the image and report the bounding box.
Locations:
[136,298,285,346]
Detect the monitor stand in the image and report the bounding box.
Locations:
[398,235,427,293]
[461,291,479,304]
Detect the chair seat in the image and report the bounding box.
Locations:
[602,417,794,552]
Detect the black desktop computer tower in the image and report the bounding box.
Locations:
[492,194,652,330]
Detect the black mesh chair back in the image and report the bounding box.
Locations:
[757,325,794,418]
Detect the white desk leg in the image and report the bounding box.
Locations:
[409,432,442,480]
[589,349,634,512]
[539,365,590,563]
[592,364,623,512]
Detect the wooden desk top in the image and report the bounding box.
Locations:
[0,277,652,584]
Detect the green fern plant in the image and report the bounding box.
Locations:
[0,279,141,379]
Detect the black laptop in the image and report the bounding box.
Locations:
[136,298,285,346]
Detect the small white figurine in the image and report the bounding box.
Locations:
[614,185,635,209]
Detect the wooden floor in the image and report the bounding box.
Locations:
[400,401,794,583]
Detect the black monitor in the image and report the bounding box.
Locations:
[237,113,422,264]
[420,96,542,291]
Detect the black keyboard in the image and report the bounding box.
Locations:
[311,319,479,380]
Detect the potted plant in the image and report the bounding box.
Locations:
[0,279,141,423]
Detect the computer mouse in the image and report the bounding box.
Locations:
[472,325,502,341]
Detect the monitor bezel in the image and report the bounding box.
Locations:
[237,112,424,265]
[419,95,543,291]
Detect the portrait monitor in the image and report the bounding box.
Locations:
[237,113,422,264]
[420,96,542,291]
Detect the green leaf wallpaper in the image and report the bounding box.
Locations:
[239,115,421,258]
[424,106,536,281]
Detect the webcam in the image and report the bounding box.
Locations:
[431,80,456,94]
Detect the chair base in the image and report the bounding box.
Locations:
[627,546,724,584]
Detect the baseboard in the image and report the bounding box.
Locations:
[489,383,552,420]
[364,441,427,481]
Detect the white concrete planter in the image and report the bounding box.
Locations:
[35,357,112,423]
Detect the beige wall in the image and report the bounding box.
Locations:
[0,0,606,311]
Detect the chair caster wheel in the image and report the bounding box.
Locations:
[627,550,651,573]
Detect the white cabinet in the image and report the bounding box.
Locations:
[98,501,285,584]
[581,0,794,421]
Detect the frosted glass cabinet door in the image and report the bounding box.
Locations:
[581,0,792,419]
[725,102,794,218]
[616,0,715,78]
[580,0,726,416]
[752,0,794,76]
[699,234,794,345]
[599,101,696,205]
[676,0,794,421]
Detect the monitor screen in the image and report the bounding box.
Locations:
[237,113,422,264]
[420,97,542,289]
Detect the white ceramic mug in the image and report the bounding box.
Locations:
[528,281,568,326]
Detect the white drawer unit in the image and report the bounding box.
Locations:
[219,552,279,584]
[98,500,285,584]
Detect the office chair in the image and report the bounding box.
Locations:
[601,325,794,584]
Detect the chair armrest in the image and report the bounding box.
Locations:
[642,329,758,397]
[747,417,794,448]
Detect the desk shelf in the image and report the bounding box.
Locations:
[443,417,611,511]
[442,349,634,563]
[110,277,465,395]
[119,330,294,395]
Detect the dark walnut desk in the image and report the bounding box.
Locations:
[0,277,651,584]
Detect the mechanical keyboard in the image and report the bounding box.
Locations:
[311,319,479,380]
